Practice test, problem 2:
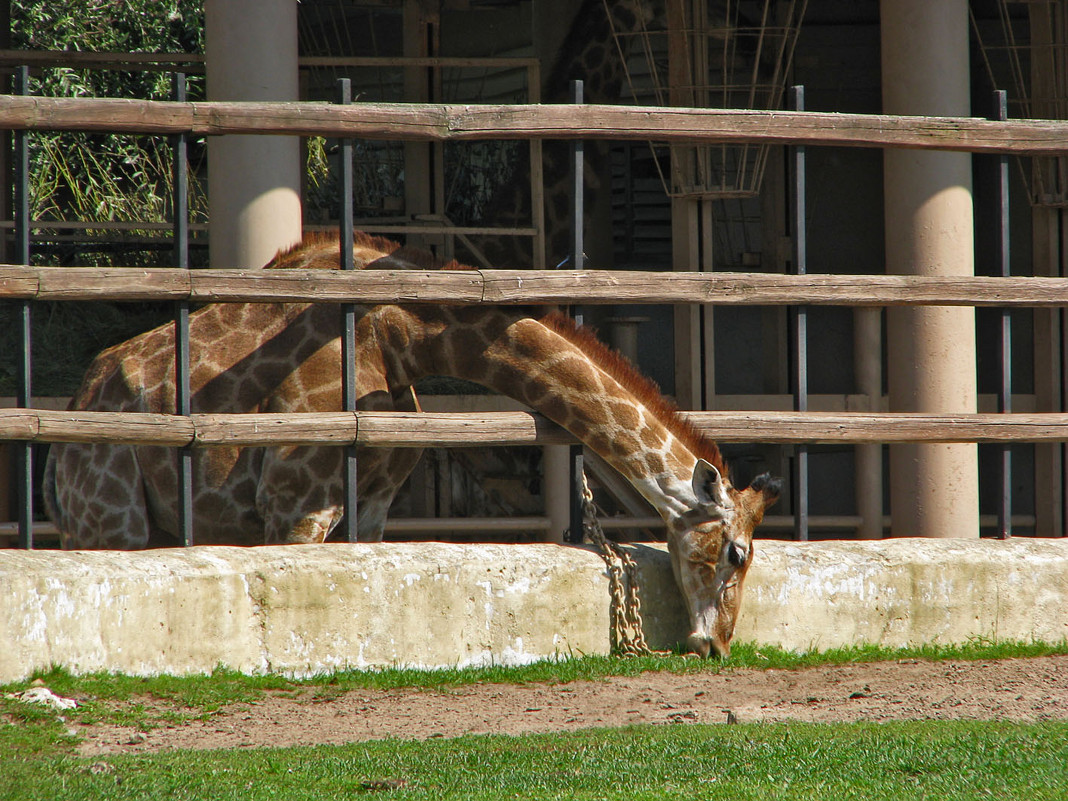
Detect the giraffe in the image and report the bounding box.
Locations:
[43,232,781,657]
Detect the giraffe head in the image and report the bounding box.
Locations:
[669,467,782,659]
[532,313,781,658]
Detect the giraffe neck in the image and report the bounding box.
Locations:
[371,303,726,522]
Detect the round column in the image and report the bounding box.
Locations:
[882,0,979,538]
[206,0,302,269]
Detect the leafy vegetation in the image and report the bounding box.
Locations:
[12,0,207,237]
[2,1,206,396]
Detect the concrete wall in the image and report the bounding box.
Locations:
[2,539,1066,682]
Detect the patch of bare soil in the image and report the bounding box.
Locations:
[77,655,1068,755]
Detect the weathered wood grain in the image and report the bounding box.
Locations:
[0,267,38,299]
[189,269,484,304]
[353,412,574,447]
[3,266,1067,307]
[33,410,194,446]
[35,268,191,301]
[479,271,1068,306]
[4,95,1068,154]
[0,409,38,441]
[682,411,1068,444]
[4,409,1068,447]
[192,413,358,446]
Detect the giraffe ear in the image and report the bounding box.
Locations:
[692,459,729,514]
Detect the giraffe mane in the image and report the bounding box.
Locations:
[539,311,728,477]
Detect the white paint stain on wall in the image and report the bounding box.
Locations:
[4,540,1068,682]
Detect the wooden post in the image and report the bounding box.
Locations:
[403,0,438,252]
[528,61,546,268]
[543,444,569,544]
[1029,3,1066,537]
[672,198,702,409]
[854,307,883,539]
[668,0,703,410]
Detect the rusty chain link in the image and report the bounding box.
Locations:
[577,472,661,657]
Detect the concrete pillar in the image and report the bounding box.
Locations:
[206,0,302,269]
[881,0,980,538]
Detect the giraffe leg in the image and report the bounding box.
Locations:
[256,446,344,544]
[351,493,391,542]
[267,507,341,544]
[352,446,425,542]
[45,443,154,549]
[316,449,425,542]
[254,441,427,545]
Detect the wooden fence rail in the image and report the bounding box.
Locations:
[2,266,1068,306]
[4,408,1068,447]
[4,95,1068,154]
[4,94,1068,456]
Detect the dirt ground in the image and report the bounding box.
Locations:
[73,654,1068,755]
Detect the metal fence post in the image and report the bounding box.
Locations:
[568,78,585,543]
[338,78,359,543]
[790,85,809,542]
[14,65,33,549]
[994,88,1013,539]
[172,72,194,547]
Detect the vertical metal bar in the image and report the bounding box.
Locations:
[528,61,546,267]
[14,66,32,549]
[568,79,585,543]
[790,85,809,542]
[338,78,359,543]
[569,78,585,323]
[172,72,194,547]
[995,89,1013,539]
[1063,219,1068,536]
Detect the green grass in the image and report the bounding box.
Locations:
[3,721,1067,800]
[3,637,1066,732]
[3,640,1066,799]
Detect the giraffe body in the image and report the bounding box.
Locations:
[44,233,780,656]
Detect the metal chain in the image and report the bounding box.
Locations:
[578,472,658,657]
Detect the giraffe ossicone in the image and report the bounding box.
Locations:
[44,232,781,657]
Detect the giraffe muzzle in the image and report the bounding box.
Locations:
[687,632,730,659]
